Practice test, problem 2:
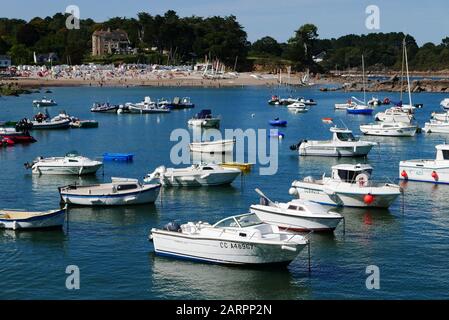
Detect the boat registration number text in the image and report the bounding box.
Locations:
[220,242,254,250]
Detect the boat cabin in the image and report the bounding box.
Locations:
[330,127,358,142]
[435,144,449,161]
[331,164,373,183]
[195,109,213,119]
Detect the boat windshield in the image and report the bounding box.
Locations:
[337,169,372,183]
[235,214,262,228]
[214,214,262,229]
[336,132,357,141]
[443,150,449,160]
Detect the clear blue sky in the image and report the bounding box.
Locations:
[1,0,447,45]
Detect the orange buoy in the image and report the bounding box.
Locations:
[431,171,439,181]
[364,194,375,205]
[401,170,408,179]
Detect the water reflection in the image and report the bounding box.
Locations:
[66,204,160,227]
[30,174,102,194]
[150,255,309,299]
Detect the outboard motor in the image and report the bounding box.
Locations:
[289,140,303,151]
[164,221,181,232]
[15,118,33,132]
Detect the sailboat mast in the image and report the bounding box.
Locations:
[362,54,366,104]
[404,37,413,106]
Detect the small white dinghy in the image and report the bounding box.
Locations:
[59,178,161,206]
[0,207,66,230]
[250,189,343,232]
[144,163,241,187]
[149,213,308,266]
[189,139,235,153]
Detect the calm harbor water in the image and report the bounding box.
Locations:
[1,85,449,299]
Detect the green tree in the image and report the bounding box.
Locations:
[251,36,282,57]
[8,44,31,64]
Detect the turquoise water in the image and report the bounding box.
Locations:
[1,85,449,299]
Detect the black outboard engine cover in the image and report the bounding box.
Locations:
[289,140,303,151]
[16,118,33,132]
[164,221,181,232]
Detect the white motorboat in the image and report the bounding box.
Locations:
[423,120,449,133]
[375,107,413,123]
[335,99,356,110]
[431,111,449,122]
[440,98,449,110]
[124,97,171,114]
[91,102,119,113]
[289,164,402,208]
[25,151,103,175]
[189,139,235,153]
[30,112,71,129]
[188,109,220,128]
[359,122,417,136]
[0,207,66,230]
[249,189,343,232]
[144,163,241,187]
[157,98,170,107]
[297,97,317,106]
[279,97,298,105]
[59,178,161,206]
[32,98,57,107]
[149,213,308,266]
[368,97,381,106]
[287,102,308,113]
[290,126,376,157]
[399,144,449,184]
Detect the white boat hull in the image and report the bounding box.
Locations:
[160,171,240,187]
[334,103,352,110]
[299,144,373,157]
[61,185,160,206]
[32,164,102,175]
[31,119,71,129]
[188,118,220,127]
[189,140,234,153]
[0,209,65,230]
[375,113,412,123]
[290,182,400,208]
[360,125,417,137]
[399,161,449,184]
[151,230,304,265]
[250,206,342,232]
[423,122,449,133]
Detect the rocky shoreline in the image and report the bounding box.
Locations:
[321,73,449,93]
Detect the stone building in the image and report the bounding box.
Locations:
[92,28,131,56]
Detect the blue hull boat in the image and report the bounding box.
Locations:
[269,120,287,127]
[103,153,134,161]
[347,108,373,115]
